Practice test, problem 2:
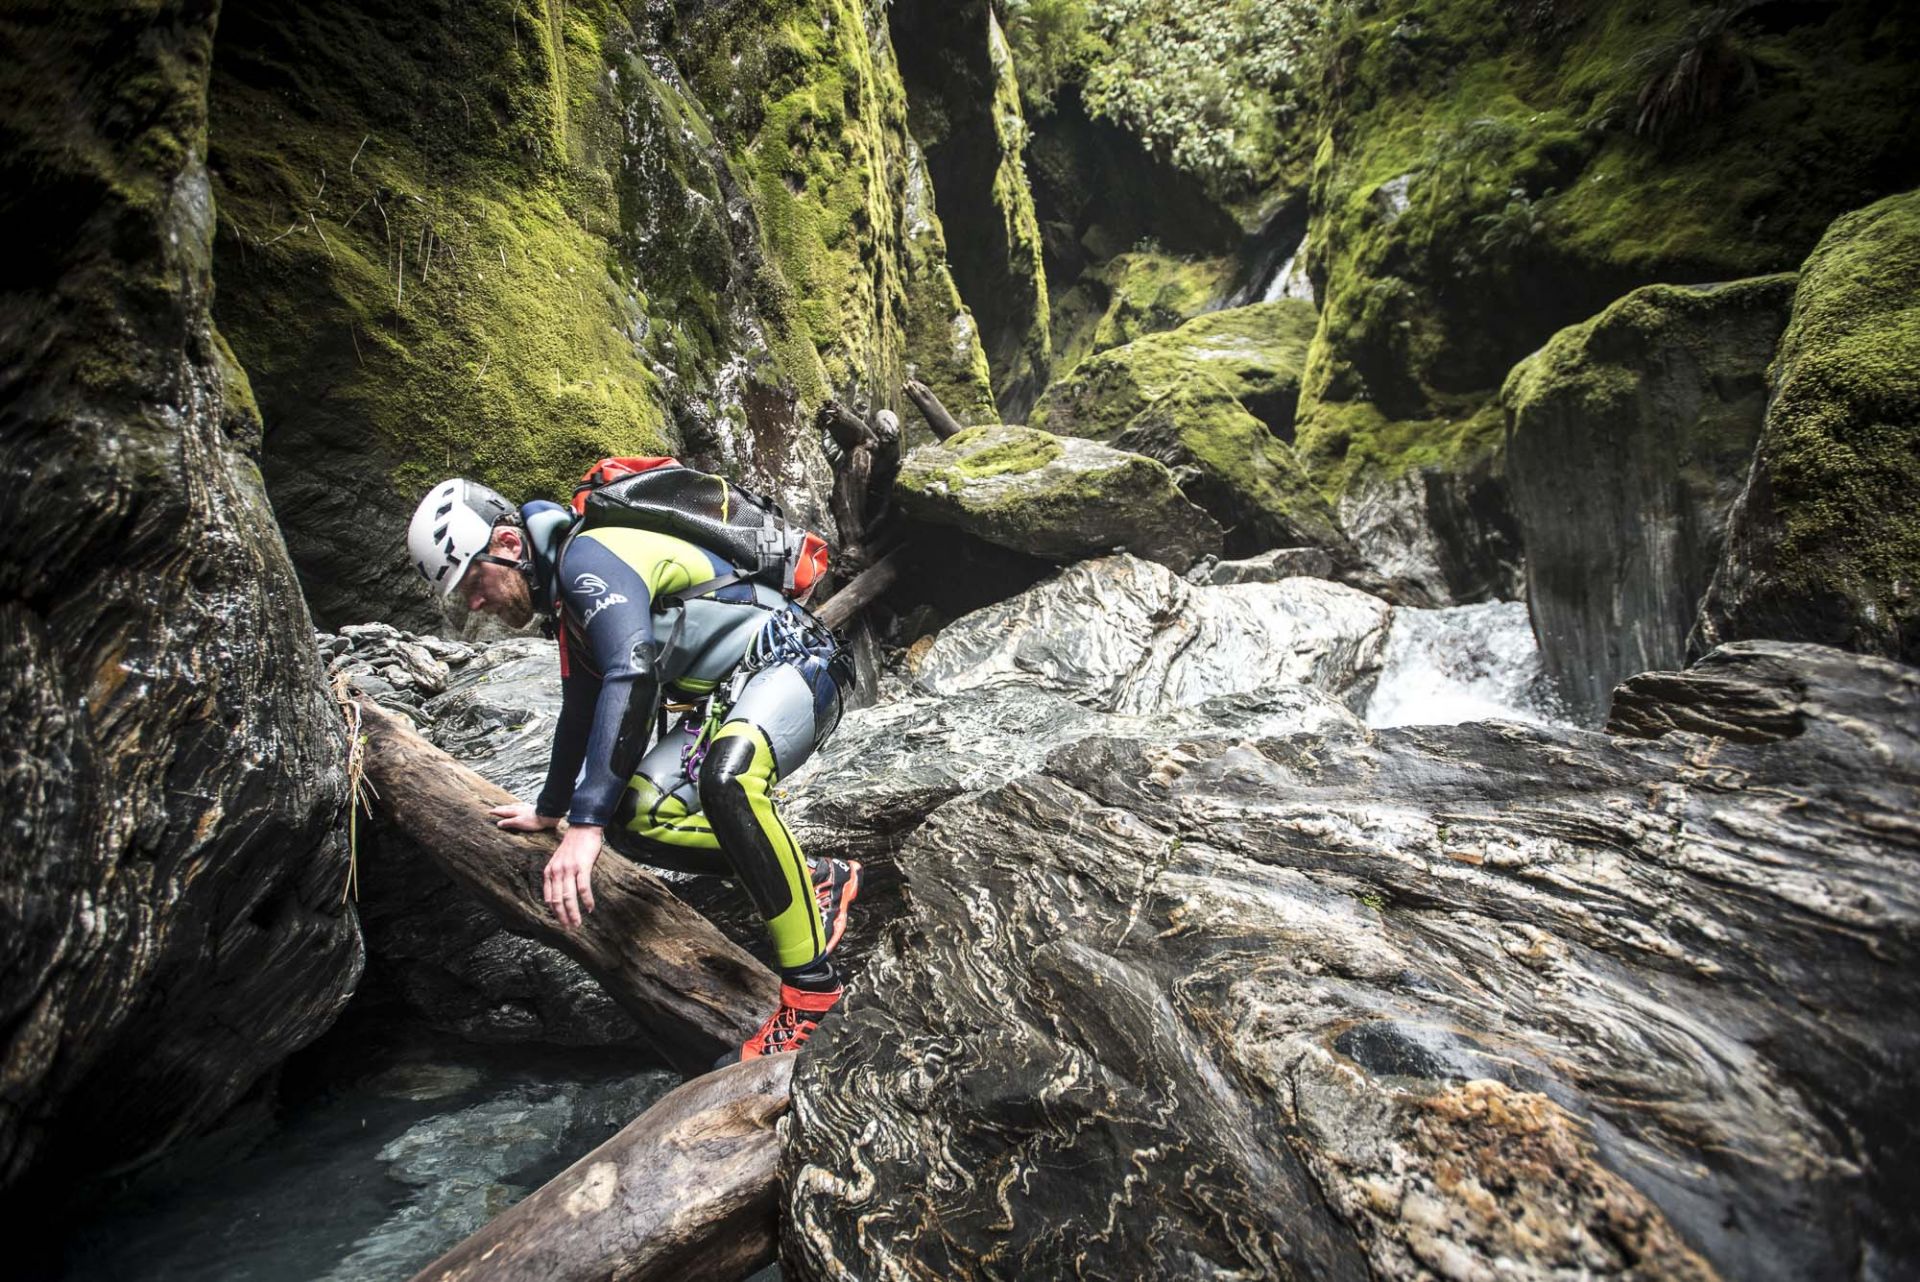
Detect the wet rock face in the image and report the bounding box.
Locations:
[910,554,1392,713]
[325,627,645,1046]
[1504,276,1797,722]
[1337,457,1525,607]
[895,425,1223,572]
[0,2,360,1187]
[783,641,1920,1280]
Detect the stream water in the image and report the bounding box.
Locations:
[1365,600,1573,729]
[46,1004,677,1282]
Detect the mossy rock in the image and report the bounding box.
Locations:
[1503,274,1797,720]
[897,425,1222,571]
[901,138,999,439]
[1027,301,1342,556]
[1049,251,1240,380]
[1034,299,1317,440]
[1693,190,1920,662]
[209,0,679,627]
[1293,0,1920,590]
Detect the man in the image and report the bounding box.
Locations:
[406,477,860,1063]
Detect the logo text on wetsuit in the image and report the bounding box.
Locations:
[580,593,628,627]
[573,573,609,596]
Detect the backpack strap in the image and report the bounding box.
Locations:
[659,571,752,610]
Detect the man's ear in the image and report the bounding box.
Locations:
[492,526,524,557]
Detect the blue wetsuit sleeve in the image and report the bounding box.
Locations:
[535,666,597,819]
[557,536,661,827]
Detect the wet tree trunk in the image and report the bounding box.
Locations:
[411,1055,792,1282]
[354,698,777,1072]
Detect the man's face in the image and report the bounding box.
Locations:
[463,529,534,627]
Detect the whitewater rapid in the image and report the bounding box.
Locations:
[1364,600,1573,729]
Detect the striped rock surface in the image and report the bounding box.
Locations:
[780,641,1920,1280]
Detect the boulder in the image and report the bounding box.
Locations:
[782,683,1364,870]
[1031,302,1354,558]
[0,1,360,1187]
[1693,190,1920,664]
[782,642,1920,1280]
[1335,448,1525,606]
[1186,547,1334,584]
[910,554,1392,713]
[1504,275,1797,723]
[896,425,1222,572]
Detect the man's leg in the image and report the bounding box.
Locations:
[607,731,730,875]
[699,655,856,1061]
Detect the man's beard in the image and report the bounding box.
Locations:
[494,571,535,628]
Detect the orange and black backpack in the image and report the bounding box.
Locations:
[568,456,830,601]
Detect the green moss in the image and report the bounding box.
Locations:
[986,10,1053,406]
[210,326,263,450]
[1296,0,1919,511]
[901,140,999,432]
[1501,274,1797,432]
[210,0,671,514]
[896,424,1218,567]
[1049,250,1239,380]
[1117,377,1346,550]
[1028,301,1339,551]
[1034,299,1317,439]
[677,0,922,410]
[1739,189,1920,654]
[942,424,1065,479]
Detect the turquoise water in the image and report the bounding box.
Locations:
[47,1008,677,1282]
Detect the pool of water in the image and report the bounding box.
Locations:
[43,1005,679,1282]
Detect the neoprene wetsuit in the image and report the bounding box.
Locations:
[521,500,853,977]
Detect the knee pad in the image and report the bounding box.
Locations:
[697,728,803,925]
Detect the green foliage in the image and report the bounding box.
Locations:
[1077,0,1321,192]
[1000,0,1104,115]
[939,425,1066,479]
[1628,1,1761,141]
[1473,186,1554,261]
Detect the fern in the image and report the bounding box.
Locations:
[1629,1,1763,140]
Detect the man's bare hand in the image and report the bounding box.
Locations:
[544,824,603,929]
[491,801,561,832]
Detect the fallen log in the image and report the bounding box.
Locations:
[815,546,907,631]
[904,377,967,440]
[354,697,778,1072]
[411,1055,794,1282]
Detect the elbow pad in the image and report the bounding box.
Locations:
[608,643,661,783]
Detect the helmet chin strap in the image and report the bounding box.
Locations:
[471,551,534,577]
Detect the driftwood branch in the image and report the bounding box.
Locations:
[904,377,966,441]
[411,1055,793,1282]
[815,546,907,631]
[820,398,877,570]
[819,398,877,452]
[354,697,777,1072]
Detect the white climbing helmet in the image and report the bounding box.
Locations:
[407,478,514,597]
